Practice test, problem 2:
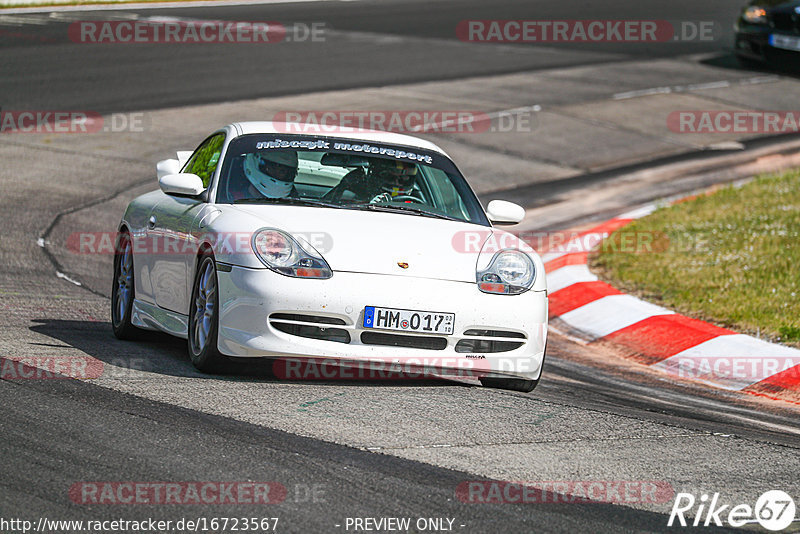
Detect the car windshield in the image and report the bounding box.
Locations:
[216,134,489,226]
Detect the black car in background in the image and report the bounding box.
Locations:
[735,0,800,65]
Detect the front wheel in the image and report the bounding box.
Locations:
[188,253,227,373]
[111,232,141,340]
[479,376,539,393]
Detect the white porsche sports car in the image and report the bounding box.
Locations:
[112,122,547,391]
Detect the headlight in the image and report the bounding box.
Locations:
[477,250,536,295]
[252,229,332,279]
[743,6,768,24]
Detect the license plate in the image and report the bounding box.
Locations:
[770,34,800,51]
[363,306,455,335]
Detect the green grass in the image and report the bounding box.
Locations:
[590,169,800,346]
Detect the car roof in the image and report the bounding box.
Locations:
[231,121,450,157]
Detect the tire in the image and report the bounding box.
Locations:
[479,376,539,393]
[188,252,227,373]
[111,232,141,340]
[480,347,546,393]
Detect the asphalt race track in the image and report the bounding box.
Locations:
[0,0,742,113]
[1,1,799,533]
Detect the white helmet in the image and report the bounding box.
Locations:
[243,150,298,198]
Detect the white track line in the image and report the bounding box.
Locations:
[613,76,781,100]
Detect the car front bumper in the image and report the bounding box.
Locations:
[735,26,800,61]
[216,265,548,381]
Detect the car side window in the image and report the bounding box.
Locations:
[423,167,470,220]
[183,133,225,187]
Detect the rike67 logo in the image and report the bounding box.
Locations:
[668,490,796,531]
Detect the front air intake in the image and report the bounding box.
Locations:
[269,313,350,344]
[455,329,526,353]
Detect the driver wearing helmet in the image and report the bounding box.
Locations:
[325,158,420,203]
[236,150,299,200]
[369,159,419,202]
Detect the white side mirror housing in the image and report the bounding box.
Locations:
[486,200,525,225]
[156,158,182,180]
[176,151,193,167]
[159,173,205,197]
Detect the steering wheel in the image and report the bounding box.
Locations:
[323,168,366,202]
[323,185,345,202]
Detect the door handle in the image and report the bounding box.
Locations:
[148,215,157,229]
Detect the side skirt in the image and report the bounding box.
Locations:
[131,299,189,339]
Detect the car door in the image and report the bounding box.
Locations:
[149,133,225,315]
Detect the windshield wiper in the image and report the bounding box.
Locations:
[232,197,344,209]
[352,203,459,221]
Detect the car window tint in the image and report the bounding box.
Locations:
[183,133,225,187]
[216,134,490,226]
[422,166,470,220]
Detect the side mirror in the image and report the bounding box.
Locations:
[159,173,205,197]
[176,151,193,167]
[486,200,525,225]
[156,158,182,180]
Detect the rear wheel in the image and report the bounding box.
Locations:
[111,232,141,340]
[188,252,227,372]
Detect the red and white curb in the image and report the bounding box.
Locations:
[543,205,800,401]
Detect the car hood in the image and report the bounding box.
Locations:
[227,204,493,282]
